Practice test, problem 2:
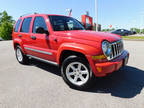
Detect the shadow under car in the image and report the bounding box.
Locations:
[29,59,144,98]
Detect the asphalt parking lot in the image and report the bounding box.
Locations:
[0,40,144,108]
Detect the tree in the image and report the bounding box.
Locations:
[0,11,14,40]
[0,11,14,25]
[130,28,140,33]
[102,28,115,32]
[142,29,144,33]
[0,22,13,40]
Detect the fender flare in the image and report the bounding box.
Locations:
[13,38,26,54]
[56,43,102,64]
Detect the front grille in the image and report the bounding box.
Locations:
[108,40,124,60]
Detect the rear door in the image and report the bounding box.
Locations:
[24,16,56,62]
[19,17,32,49]
[13,19,22,40]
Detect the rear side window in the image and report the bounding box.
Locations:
[20,17,32,33]
[14,19,22,32]
[32,16,48,33]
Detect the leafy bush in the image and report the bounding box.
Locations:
[0,11,14,40]
[102,28,115,32]
[130,28,140,33]
[0,22,13,40]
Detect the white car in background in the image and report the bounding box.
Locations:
[0,37,3,41]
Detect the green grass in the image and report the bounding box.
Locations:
[122,36,144,40]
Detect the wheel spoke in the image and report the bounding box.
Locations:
[74,75,78,82]
[81,70,88,74]
[69,72,75,76]
[78,63,82,70]
[79,75,85,82]
[70,65,76,71]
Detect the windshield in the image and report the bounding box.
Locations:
[48,16,85,31]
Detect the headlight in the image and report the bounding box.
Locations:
[102,41,112,57]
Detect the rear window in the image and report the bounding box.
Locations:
[20,17,32,33]
[14,19,22,32]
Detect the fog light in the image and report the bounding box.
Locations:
[96,67,102,72]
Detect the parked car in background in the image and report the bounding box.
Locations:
[110,29,133,36]
[131,30,136,35]
[0,37,3,41]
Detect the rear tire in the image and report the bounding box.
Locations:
[61,56,95,90]
[15,46,29,65]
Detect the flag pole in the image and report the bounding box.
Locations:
[95,0,98,31]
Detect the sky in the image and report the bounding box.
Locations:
[1,0,144,30]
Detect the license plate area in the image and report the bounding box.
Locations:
[123,56,129,65]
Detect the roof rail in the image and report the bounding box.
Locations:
[20,12,38,17]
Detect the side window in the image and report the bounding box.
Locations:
[52,19,65,31]
[20,17,32,33]
[67,20,74,30]
[67,19,82,30]
[121,29,124,32]
[32,16,48,33]
[14,19,22,32]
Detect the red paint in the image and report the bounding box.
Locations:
[94,50,128,77]
[12,14,129,77]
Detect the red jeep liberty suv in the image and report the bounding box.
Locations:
[12,14,129,90]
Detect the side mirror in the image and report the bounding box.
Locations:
[36,27,49,35]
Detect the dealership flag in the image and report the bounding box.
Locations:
[109,25,112,28]
[69,9,72,16]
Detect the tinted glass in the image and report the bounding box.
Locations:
[20,17,32,33]
[14,19,22,32]
[117,29,121,31]
[32,16,48,33]
[49,16,85,31]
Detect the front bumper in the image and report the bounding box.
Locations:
[87,50,129,77]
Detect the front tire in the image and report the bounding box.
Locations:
[15,46,29,65]
[61,56,95,90]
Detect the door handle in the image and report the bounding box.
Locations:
[18,34,22,38]
[54,38,57,42]
[31,36,36,40]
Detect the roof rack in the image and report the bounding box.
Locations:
[20,12,38,17]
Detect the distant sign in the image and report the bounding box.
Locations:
[109,25,112,28]
[86,11,89,16]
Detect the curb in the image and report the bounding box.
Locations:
[123,39,144,41]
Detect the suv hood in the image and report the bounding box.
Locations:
[54,30,121,43]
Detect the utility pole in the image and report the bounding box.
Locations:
[95,0,98,31]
